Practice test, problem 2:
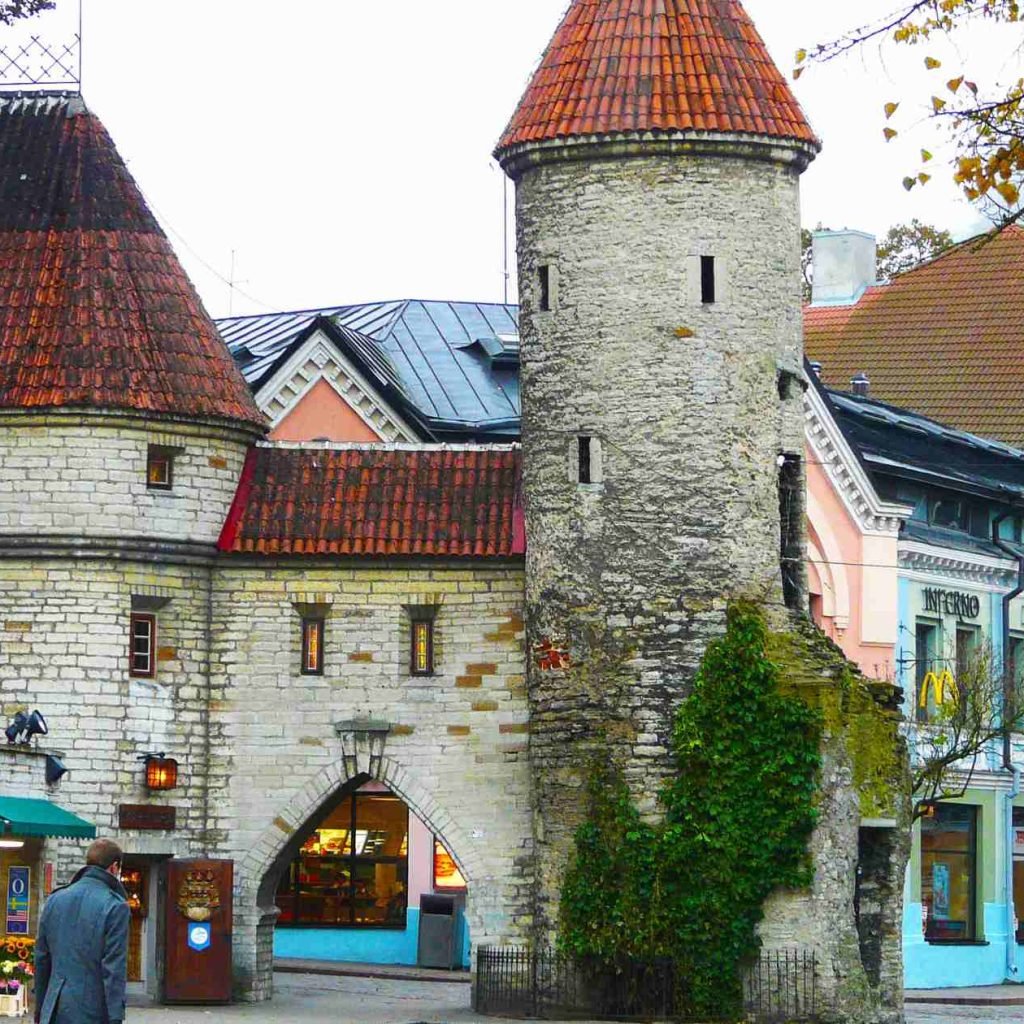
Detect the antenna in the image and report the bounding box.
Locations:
[227,250,250,317]
[0,0,82,90]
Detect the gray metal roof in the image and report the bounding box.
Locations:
[217,300,521,438]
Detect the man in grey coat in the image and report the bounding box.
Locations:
[34,838,130,1024]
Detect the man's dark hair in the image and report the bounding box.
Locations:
[85,838,123,870]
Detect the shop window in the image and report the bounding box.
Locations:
[433,837,467,891]
[915,620,940,723]
[146,445,175,491]
[1013,807,1024,942]
[1009,635,1024,714]
[129,613,156,679]
[275,789,409,928]
[921,804,977,942]
[301,618,324,676]
[955,626,979,686]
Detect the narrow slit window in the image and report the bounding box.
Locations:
[578,436,592,484]
[147,445,174,490]
[701,256,716,304]
[411,619,434,676]
[130,613,156,679]
[539,265,551,312]
[302,618,325,676]
[778,454,802,611]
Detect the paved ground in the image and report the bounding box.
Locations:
[127,973,491,1024]
[118,973,1024,1024]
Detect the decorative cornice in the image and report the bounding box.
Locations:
[256,330,418,443]
[803,384,912,536]
[898,540,1018,589]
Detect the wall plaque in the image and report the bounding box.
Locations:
[118,804,176,831]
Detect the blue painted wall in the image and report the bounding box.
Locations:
[904,902,1010,988]
[273,909,471,969]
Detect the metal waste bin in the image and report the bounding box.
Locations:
[417,893,461,968]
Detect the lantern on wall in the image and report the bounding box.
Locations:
[144,754,178,791]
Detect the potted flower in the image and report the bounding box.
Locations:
[0,938,34,1017]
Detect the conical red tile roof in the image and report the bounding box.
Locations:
[496,0,817,155]
[0,92,266,431]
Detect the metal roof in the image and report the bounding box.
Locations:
[217,300,521,439]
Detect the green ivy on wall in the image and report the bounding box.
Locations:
[559,602,823,1018]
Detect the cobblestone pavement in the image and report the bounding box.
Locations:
[906,1006,1024,1023]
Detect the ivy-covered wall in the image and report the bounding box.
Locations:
[558,605,910,1024]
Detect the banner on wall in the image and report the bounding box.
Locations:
[6,866,29,935]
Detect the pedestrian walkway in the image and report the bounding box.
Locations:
[906,985,1024,1006]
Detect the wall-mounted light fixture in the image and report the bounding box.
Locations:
[45,755,68,786]
[143,753,178,791]
[0,840,24,850]
[4,710,48,745]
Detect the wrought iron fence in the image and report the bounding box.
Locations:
[474,946,819,1022]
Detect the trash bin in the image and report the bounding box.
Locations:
[417,893,460,968]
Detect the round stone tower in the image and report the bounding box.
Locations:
[495,0,820,934]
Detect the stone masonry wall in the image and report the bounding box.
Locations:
[205,562,532,1000]
[0,558,212,882]
[0,414,250,546]
[514,147,806,936]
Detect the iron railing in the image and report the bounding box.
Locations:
[474,946,819,1022]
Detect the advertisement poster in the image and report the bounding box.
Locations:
[932,863,951,919]
[6,866,30,935]
[1015,829,1024,857]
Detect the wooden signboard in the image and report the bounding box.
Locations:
[163,859,233,1004]
[118,804,176,831]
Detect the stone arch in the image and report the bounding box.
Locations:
[806,490,850,630]
[240,752,483,905]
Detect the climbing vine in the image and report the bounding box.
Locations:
[559,603,823,1019]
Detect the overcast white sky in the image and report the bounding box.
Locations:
[5,1,1020,317]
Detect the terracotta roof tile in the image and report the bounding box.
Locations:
[218,446,524,559]
[805,226,1024,447]
[0,93,265,430]
[496,0,817,154]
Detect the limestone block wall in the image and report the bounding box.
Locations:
[0,558,212,881]
[514,146,807,932]
[0,413,250,546]
[205,561,532,1000]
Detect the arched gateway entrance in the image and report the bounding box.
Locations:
[239,757,484,999]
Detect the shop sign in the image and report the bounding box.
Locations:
[923,587,981,620]
[919,670,959,710]
[118,804,176,831]
[5,866,29,935]
[186,922,211,952]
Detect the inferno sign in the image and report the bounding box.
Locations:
[922,587,981,620]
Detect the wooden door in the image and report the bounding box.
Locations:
[162,859,233,1004]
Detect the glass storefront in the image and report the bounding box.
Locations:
[922,804,977,941]
[276,790,409,928]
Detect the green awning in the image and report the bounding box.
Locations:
[0,796,96,839]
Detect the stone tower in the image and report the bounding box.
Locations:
[0,92,265,909]
[495,0,820,935]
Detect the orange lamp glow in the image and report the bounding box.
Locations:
[145,755,178,791]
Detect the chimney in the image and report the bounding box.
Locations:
[809,360,823,378]
[811,230,876,306]
[851,372,870,397]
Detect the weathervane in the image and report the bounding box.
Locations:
[0,0,81,90]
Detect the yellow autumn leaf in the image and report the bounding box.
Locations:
[884,127,898,141]
[921,149,933,162]
[918,172,932,185]
[925,56,942,69]
[996,181,1020,204]
[932,96,947,112]
[947,77,964,93]
[795,48,807,64]
[903,176,918,191]
[884,101,899,119]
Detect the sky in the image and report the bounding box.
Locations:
[3,1,1020,317]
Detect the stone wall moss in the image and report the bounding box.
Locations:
[558,602,906,1019]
